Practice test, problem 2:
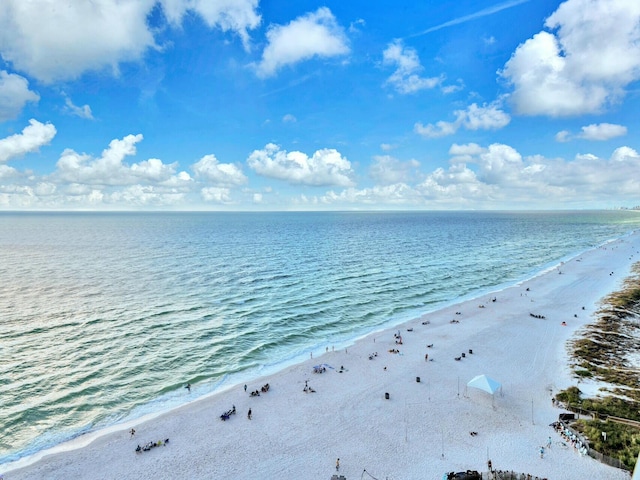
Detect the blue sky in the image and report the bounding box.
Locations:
[0,0,639,210]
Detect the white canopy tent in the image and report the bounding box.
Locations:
[632,450,640,480]
[466,374,502,405]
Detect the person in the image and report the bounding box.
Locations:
[547,436,552,448]
[129,428,136,438]
[247,408,252,420]
[539,446,544,458]
[244,384,247,392]
[336,458,340,471]
[185,383,191,392]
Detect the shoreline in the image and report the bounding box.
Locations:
[4,231,640,479]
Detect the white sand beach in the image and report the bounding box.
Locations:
[4,232,640,480]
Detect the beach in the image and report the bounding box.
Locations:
[4,231,640,480]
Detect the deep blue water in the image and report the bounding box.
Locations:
[1,210,639,467]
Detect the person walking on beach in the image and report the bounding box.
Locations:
[539,446,545,458]
[129,428,135,438]
[336,458,340,471]
[247,408,252,420]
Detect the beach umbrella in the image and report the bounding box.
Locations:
[467,374,502,406]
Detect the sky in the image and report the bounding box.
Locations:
[0,0,639,211]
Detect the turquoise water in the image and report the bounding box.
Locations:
[1,210,639,466]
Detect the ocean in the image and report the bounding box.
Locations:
[1,210,639,467]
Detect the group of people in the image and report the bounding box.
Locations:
[245,383,270,396]
[552,421,588,456]
[220,405,236,421]
[530,313,546,319]
[135,439,169,453]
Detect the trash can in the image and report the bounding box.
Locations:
[416,376,421,383]
[385,392,390,400]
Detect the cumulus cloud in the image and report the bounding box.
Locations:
[159,0,260,50]
[282,114,297,123]
[255,7,349,78]
[555,123,628,142]
[501,0,640,116]
[0,164,19,179]
[382,40,443,94]
[0,0,261,83]
[314,142,640,209]
[369,155,420,185]
[192,154,247,186]
[578,123,628,141]
[431,142,640,204]
[0,71,40,121]
[415,101,510,138]
[53,133,190,187]
[200,186,233,203]
[247,143,354,187]
[0,119,56,163]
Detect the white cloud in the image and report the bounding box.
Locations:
[555,123,628,142]
[501,0,640,116]
[578,123,627,141]
[0,0,261,83]
[320,183,419,206]
[282,114,297,123]
[247,143,354,187]
[555,130,571,143]
[255,7,349,78]
[0,119,56,163]
[201,186,233,203]
[441,79,465,95]
[315,142,640,209]
[63,94,93,120]
[415,101,510,138]
[0,164,19,179]
[192,154,247,186]
[53,133,188,187]
[383,40,443,94]
[107,184,187,207]
[462,102,510,130]
[369,155,420,185]
[349,18,366,34]
[449,143,485,157]
[0,71,40,121]
[159,0,261,50]
[414,120,458,139]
